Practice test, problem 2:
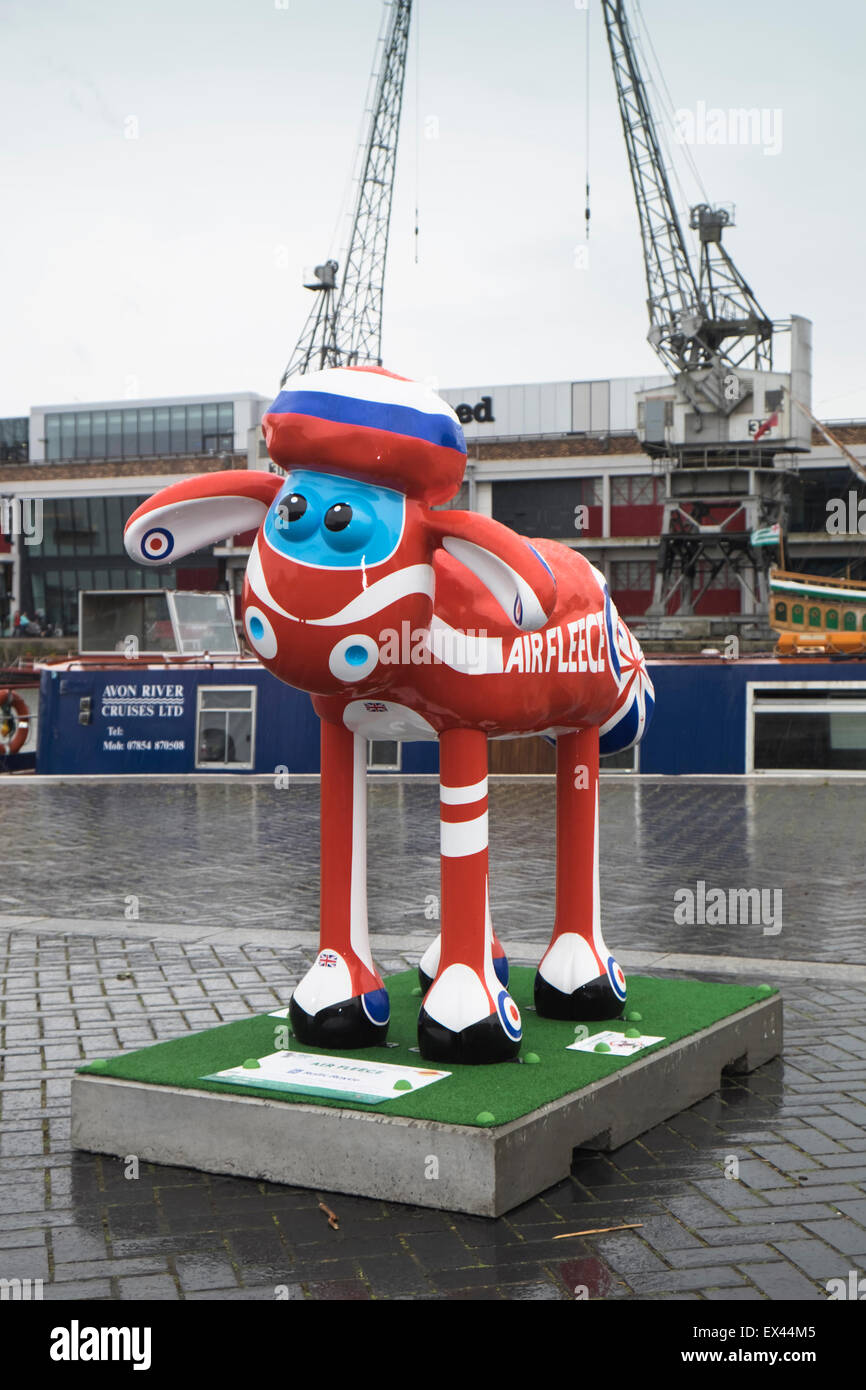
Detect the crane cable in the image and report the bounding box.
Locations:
[414,0,420,262]
[584,1,590,240]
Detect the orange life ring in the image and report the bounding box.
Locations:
[0,688,30,755]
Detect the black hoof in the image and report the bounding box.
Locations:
[534,971,625,1022]
[417,1007,521,1065]
[289,991,389,1049]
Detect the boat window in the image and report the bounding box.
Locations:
[752,683,866,772]
[826,609,839,629]
[808,607,821,627]
[367,740,401,771]
[774,602,787,621]
[791,604,803,624]
[195,686,256,769]
[844,611,857,631]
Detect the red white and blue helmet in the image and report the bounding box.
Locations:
[262,366,467,506]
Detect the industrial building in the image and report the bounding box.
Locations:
[3,376,866,642]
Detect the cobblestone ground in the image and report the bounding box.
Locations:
[1,780,865,1301]
[1,778,864,960]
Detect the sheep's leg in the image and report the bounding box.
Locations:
[418,728,521,1064]
[290,720,389,1047]
[534,726,627,1020]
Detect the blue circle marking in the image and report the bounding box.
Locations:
[141,526,174,559]
[606,955,627,1001]
[248,615,264,640]
[496,989,522,1041]
[345,644,368,666]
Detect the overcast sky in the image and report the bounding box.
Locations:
[2,0,864,420]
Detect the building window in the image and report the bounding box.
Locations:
[195,687,256,769]
[43,403,236,461]
[367,740,401,770]
[493,477,602,538]
[611,475,662,506]
[611,561,653,591]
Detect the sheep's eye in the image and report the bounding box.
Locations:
[276,493,307,528]
[324,503,353,532]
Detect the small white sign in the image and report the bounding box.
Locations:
[202,1051,451,1105]
[567,1029,665,1058]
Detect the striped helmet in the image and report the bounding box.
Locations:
[262,366,467,506]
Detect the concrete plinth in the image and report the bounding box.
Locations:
[71,994,780,1218]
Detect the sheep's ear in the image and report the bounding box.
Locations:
[124,472,282,565]
[425,509,556,631]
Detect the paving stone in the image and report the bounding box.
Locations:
[801,1218,866,1256]
[624,1265,748,1294]
[737,1261,824,1300]
[770,1239,853,1279]
[116,1273,180,1300]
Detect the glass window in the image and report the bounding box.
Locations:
[774,602,787,621]
[170,406,187,453]
[70,497,93,552]
[195,686,255,768]
[75,412,91,459]
[826,609,839,630]
[186,405,203,451]
[79,591,175,653]
[754,709,866,771]
[122,410,138,458]
[203,404,218,433]
[367,740,401,770]
[104,497,125,552]
[155,408,170,453]
[844,611,857,631]
[46,415,61,461]
[87,496,109,554]
[138,408,154,455]
[217,403,234,434]
[60,415,75,459]
[107,411,123,457]
[169,592,239,654]
[199,688,252,710]
[792,604,804,625]
[54,498,76,556]
[808,607,821,628]
[91,412,107,459]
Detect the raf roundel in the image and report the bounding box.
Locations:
[607,956,627,1002]
[497,989,522,1042]
[141,527,174,560]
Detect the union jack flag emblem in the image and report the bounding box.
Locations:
[364,702,388,712]
[599,620,655,755]
[318,951,339,968]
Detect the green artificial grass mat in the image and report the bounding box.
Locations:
[77,967,777,1128]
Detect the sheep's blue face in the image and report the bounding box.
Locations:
[262,470,405,570]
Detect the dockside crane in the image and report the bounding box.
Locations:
[279,0,413,385]
[601,0,812,622]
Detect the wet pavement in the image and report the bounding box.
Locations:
[1,776,866,1301]
[1,778,863,961]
